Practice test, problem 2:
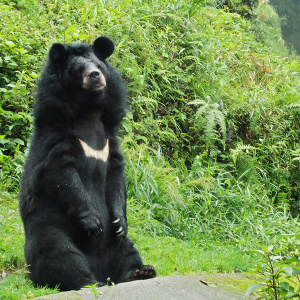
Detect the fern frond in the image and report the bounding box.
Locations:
[230,143,257,166]
[290,101,300,109]
[214,109,227,145]
[131,96,159,114]
[195,104,209,117]
[235,144,257,151]
[205,109,217,147]
[291,148,300,161]
[190,98,227,149]
[185,177,214,191]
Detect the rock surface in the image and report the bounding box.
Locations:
[36,274,255,299]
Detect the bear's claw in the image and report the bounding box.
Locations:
[112,217,127,237]
[127,265,156,281]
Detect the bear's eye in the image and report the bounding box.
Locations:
[78,50,86,55]
[78,65,86,73]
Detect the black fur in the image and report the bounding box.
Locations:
[19,36,156,291]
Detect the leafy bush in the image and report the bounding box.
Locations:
[211,0,259,19]
[0,2,48,190]
[269,0,300,54]
[246,240,300,299]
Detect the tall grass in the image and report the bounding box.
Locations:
[125,145,298,249]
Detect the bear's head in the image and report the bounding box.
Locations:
[48,36,115,93]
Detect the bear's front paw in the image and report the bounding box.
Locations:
[112,217,128,237]
[78,210,102,236]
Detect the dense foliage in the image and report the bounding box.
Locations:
[213,0,259,19]
[0,0,299,297]
[269,0,300,54]
[1,0,299,238]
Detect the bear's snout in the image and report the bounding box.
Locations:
[83,67,106,92]
[88,69,101,80]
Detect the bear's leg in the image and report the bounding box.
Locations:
[25,233,104,291]
[108,237,156,284]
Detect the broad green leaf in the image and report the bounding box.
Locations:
[271,255,282,261]
[281,266,293,276]
[262,245,269,254]
[292,268,300,275]
[7,83,16,88]
[251,249,265,255]
[281,258,299,264]
[244,284,262,298]
[280,281,293,291]
[19,88,28,96]
[285,293,299,299]
[0,138,10,145]
[274,248,285,254]
[5,40,15,48]
[13,139,25,146]
[18,48,26,54]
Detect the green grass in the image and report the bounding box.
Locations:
[0,192,24,271]
[134,235,258,275]
[0,274,58,300]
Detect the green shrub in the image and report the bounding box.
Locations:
[210,0,259,19]
[246,240,300,299]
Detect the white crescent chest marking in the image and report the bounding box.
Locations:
[78,139,109,162]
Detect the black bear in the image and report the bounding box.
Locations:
[19,36,156,291]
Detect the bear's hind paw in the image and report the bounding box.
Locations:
[127,265,156,282]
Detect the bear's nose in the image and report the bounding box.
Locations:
[88,69,101,80]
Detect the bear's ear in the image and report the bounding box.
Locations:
[93,36,115,59]
[49,43,66,64]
